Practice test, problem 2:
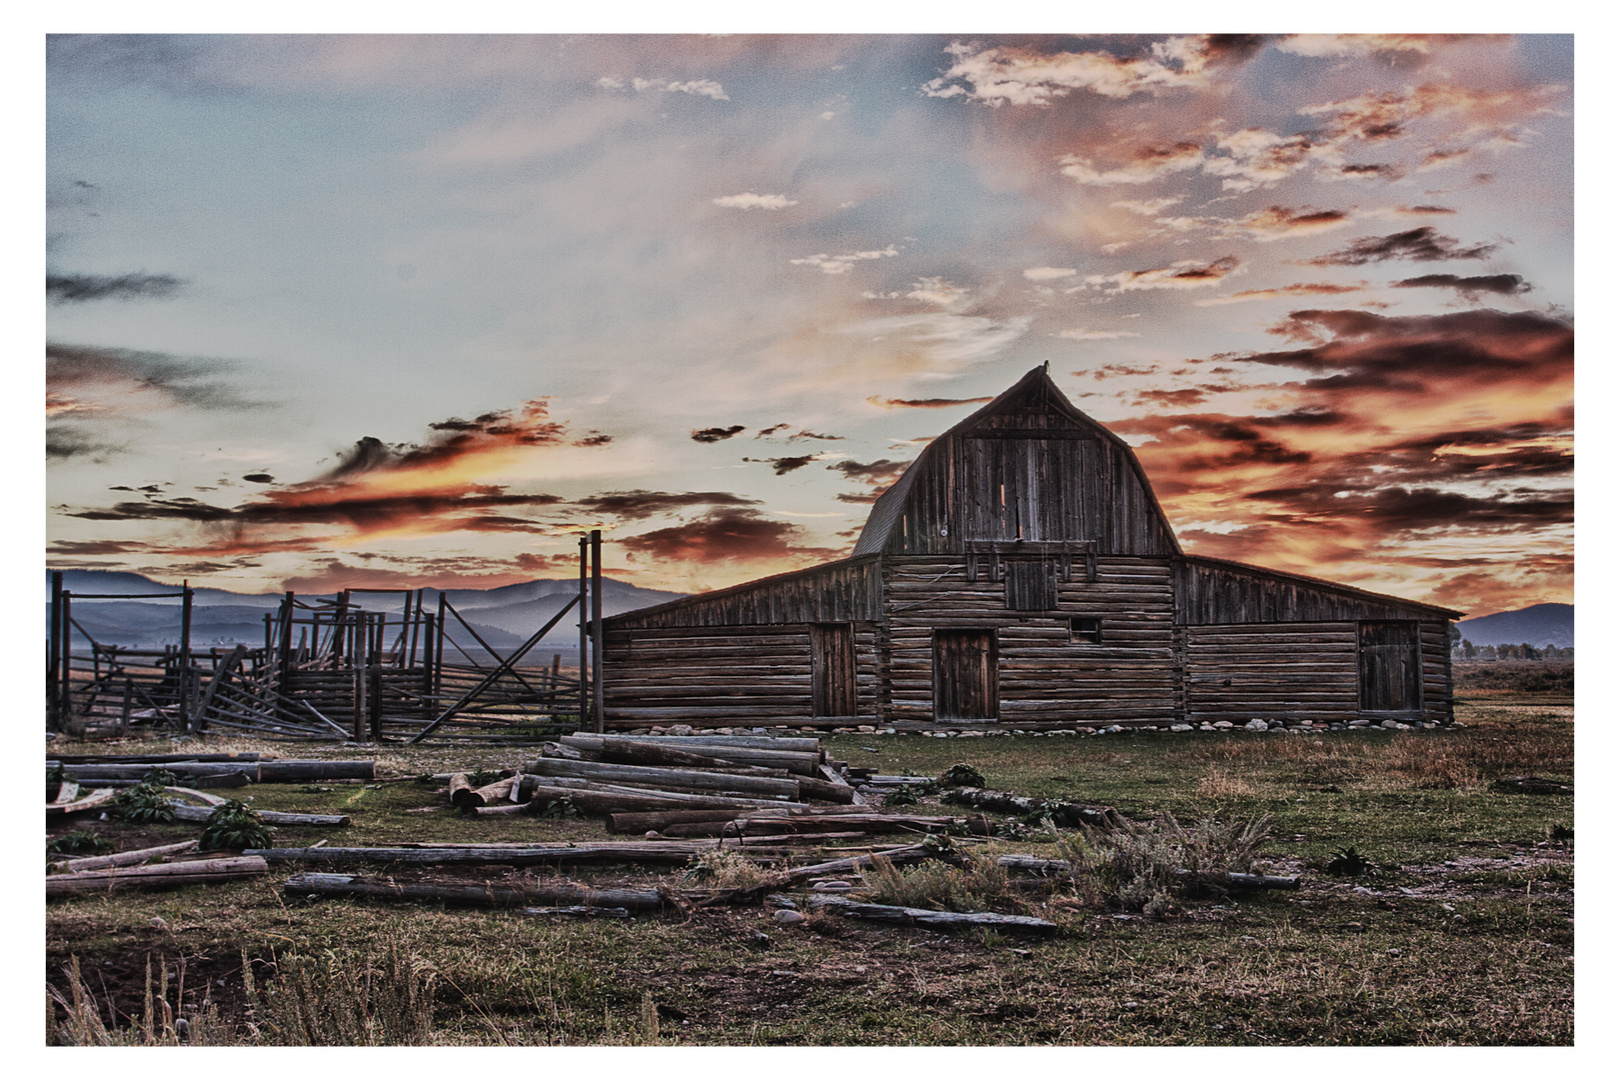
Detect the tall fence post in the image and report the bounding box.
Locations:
[578,534,588,726]
[179,582,194,731]
[48,571,63,732]
[591,529,604,734]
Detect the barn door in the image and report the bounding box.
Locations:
[1359,621,1421,715]
[810,623,857,718]
[933,628,998,720]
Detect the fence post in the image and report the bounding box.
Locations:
[179,582,194,732]
[591,529,604,734]
[578,534,588,726]
[48,571,63,732]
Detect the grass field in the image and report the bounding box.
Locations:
[45,696,1574,1046]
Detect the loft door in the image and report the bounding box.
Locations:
[810,623,857,718]
[1359,621,1421,714]
[933,628,998,720]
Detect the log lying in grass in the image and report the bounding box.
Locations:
[448,773,473,805]
[524,758,801,801]
[802,894,1058,936]
[61,763,259,784]
[284,871,668,911]
[50,839,199,873]
[47,781,79,806]
[777,844,936,885]
[257,760,375,782]
[520,906,633,919]
[942,787,1124,829]
[553,739,793,776]
[577,732,824,753]
[249,842,794,868]
[796,776,857,804]
[605,808,790,833]
[561,735,823,776]
[46,856,269,897]
[49,752,264,766]
[519,777,810,813]
[167,803,351,828]
[452,776,515,808]
[656,813,992,838]
[46,788,117,819]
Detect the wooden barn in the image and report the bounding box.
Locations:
[599,365,1461,731]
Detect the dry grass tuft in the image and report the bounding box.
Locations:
[859,849,1014,912]
[1057,813,1273,916]
[681,849,776,891]
[1196,768,1256,799]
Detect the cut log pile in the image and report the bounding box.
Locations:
[437,732,868,818]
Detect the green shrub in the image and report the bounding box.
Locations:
[938,763,986,788]
[199,800,274,851]
[113,781,175,825]
[47,830,111,859]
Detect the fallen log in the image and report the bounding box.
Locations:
[562,735,823,776]
[49,752,265,766]
[524,758,801,800]
[942,787,1123,829]
[520,906,632,918]
[579,732,823,753]
[447,774,472,805]
[164,786,226,807]
[61,763,260,783]
[51,839,200,873]
[46,788,117,819]
[659,813,990,838]
[47,855,269,897]
[777,844,936,886]
[284,871,668,910]
[802,894,1057,936]
[47,781,80,807]
[606,808,791,833]
[795,776,857,804]
[167,803,351,828]
[565,739,791,775]
[258,760,375,782]
[520,776,809,811]
[249,842,795,868]
[452,776,515,808]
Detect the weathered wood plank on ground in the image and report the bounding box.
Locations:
[284,871,668,910]
[46,856,269,896]
[50,839,199,873]
[801,894,1058,935]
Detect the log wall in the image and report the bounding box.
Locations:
[600,623,880,727]
[883,555,1178,725]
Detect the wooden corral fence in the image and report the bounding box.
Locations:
[47,533,610,744]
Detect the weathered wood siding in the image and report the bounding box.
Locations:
[855,368,1180,559]
[600,623,879,727]
[1186,622,1360,724]
[884,555,1177,724]
[1186,619,1454,724]
[1175,557,1449,624]
[604,556,882,630]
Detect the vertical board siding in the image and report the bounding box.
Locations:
[885,555,1177,724]
[1176,558,1451,624]
[1186,623,1360,723]
[809,623,858,717]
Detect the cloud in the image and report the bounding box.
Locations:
[320,399,567,480]
[828,457,911,501]
[713,192,797,209]
[1196,281,1366,306]
[1112,196,1185,216]
[865,395,994,409]
[790,245,899,274]
[1391,273,1531,301]
[47,272,185,303]
[839,312,1032,369]
[47,342,268,412]
[691,424,747,443]
[1023,266,1077,281]
[1059,328,1142,340]
[572,433,614,447]
[1085,255,1241,291]
[1275,35,1485,58]
[242,473,275,483]
[597,75,728,100]
[1060,142,1205,186]
[618,507,834,565]
[1304,227,1496,266]
[922,36,1249,106]
[744,455,821,475]
[574,490,760,521]
[46,426,125,461]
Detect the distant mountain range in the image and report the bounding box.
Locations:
[47,569,686,655]
[1456,603,1573,650]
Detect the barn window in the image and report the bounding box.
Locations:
[1070,617,1101,644]
[1005,560,1057,610]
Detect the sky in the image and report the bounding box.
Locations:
[43,32,1575,617]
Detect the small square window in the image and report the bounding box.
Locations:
[1070,617,1101,644]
